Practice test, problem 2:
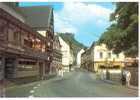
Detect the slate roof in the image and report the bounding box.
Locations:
[18,6,53,30]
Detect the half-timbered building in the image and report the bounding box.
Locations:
[0,2,54,81]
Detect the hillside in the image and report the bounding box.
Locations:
[58,33,87,64]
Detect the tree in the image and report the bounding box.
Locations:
[98,2,138,57]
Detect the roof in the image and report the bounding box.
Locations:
[18,6,53,30]
[3,2,19,8]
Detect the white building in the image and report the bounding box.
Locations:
[58,36,74,72]
[76,49,85,68]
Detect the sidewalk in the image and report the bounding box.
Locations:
[127,85,138,90]
[103,79,138,90]
[102,79,121,85]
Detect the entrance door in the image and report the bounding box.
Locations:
[5,58,16,79]
[39,62,44,78]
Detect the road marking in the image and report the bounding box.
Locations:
[37,84,41,86]
[29,95,34,98]
[30,90,35,93]
[33,86,38,89]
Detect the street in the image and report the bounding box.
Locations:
[6,70,138,97]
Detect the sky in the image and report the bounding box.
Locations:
[19,2,115,47]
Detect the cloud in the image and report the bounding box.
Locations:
[54,2,113,34]
[54,14,77,33]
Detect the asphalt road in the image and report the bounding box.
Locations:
[6,70,138,97]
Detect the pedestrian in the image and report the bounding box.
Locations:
[60,68,64,77]
[125,71,131,87]
[58,66,61,76]
[121,72,126,85]
[122,70,131,87]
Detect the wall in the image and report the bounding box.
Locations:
[16,63,39,78]
[59,37,71,66]
[0,56,4,80]
[77,49,85,67]
[97,69,122,82]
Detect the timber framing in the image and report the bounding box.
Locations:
[0,7,54,80]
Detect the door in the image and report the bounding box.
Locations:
[5,58,16,79]
[39,62,44,78]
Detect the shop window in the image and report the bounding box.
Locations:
[18,61,37,71]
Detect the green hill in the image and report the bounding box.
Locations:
[57,33,87,65]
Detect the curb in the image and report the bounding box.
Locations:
[127,86,138,90]
[102,79,121,85]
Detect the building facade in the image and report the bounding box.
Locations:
[50,35,62,75]
[76,49,85,68]
[81,43,125,72]
[92,44,125,71]
[0,2,54,81]
[58,36,74,72]
[93,44,125,72]
[81,48,92,71]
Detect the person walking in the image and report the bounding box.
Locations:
[122,70,131,87]
[126,71,131,87]
[58,66,63,78]
[60,68,64,77]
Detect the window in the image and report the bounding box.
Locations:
[108,52,111,58]
[99,52,103,58]
[8,25,20,44]
[116,54,119,58]
[18,61,37,71]
[0,19,7,38]
[14,32,19,42]
[8,28,14,42]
